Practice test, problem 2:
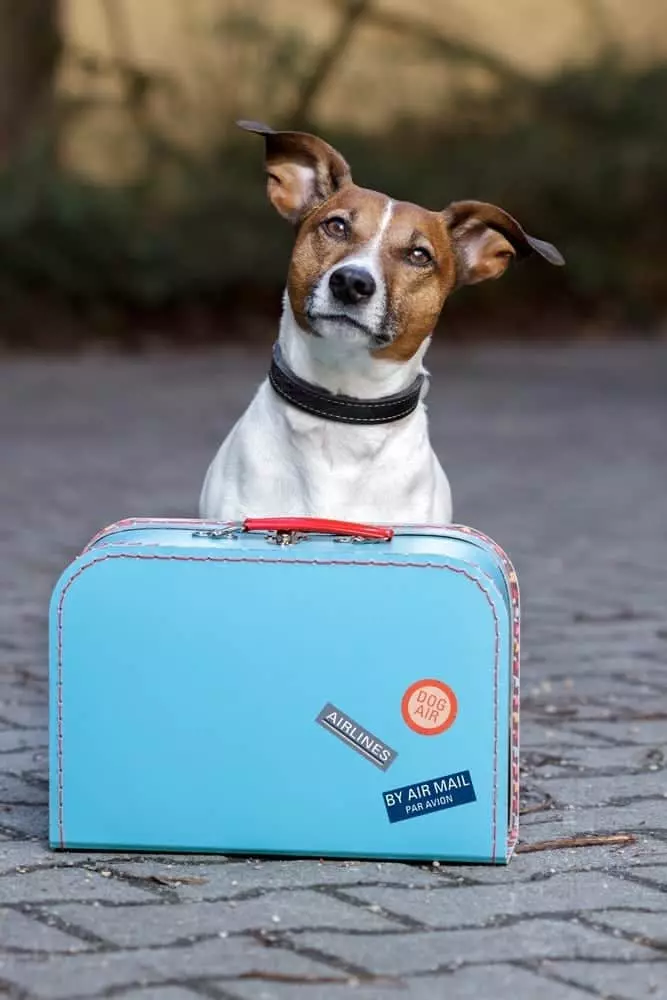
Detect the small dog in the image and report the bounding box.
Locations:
[200,121,563,524]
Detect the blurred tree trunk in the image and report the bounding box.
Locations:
[0,0,62,161]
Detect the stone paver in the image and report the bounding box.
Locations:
[585,908,667,943]
[48,891,397,947]
[298,918,657,971]
[0,910,90,953]
[542,961,667,1000]
[0,937,338,999]
[0,867,157,905]
[0,341,666,999]
[337,871,667,927]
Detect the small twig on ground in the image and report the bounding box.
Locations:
[148,874,208,886]
[238,971,401,985]
[239,972,346,984]
[516,833,637,854]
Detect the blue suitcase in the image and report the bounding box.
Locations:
[49,516,520,863]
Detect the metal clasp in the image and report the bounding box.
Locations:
[265,530,307,546]
[192,526,240,540]
[332,535,385,544]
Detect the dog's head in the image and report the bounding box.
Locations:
[239,120,564,361]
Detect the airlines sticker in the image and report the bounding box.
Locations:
[316,702,398,771]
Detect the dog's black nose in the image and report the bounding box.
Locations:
[329,266,376,305]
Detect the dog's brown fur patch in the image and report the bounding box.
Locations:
[373,201,456,362]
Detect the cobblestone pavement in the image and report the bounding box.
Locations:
[0,340,666,999]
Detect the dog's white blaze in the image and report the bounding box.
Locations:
[366,198,395,256]
[337,197,394,300]
[309,197,395,338]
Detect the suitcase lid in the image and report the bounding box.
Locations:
[81,517,518,615]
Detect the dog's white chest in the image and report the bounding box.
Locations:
[199,380,452,523]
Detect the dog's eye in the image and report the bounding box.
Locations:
[322,217,348,240]
[407,247,433,267]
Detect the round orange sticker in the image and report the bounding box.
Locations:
[401,679,458,736]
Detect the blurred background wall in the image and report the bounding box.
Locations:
[1,0,666,346]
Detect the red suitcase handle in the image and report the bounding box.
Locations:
[243,517,393,541]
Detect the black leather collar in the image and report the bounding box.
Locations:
[268,343,424,425]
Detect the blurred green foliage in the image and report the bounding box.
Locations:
[1,53,666,341]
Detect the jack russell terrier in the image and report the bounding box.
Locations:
[200,121,563,524]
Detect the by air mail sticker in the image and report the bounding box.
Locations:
[383,771,476,823]
[401,678,458,736]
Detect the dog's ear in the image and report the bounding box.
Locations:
[444,200,564,287]
[237,120,352,224]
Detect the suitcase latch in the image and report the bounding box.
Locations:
[193,527,307,545]
[192,527,240,540]
[267,531,384,545]
[266,530,307,546]
[333,535,386,544]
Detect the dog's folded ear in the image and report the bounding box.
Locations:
[237,120,351,224]
[443,200,564,287]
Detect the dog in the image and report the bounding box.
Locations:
[200,121,563,524]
